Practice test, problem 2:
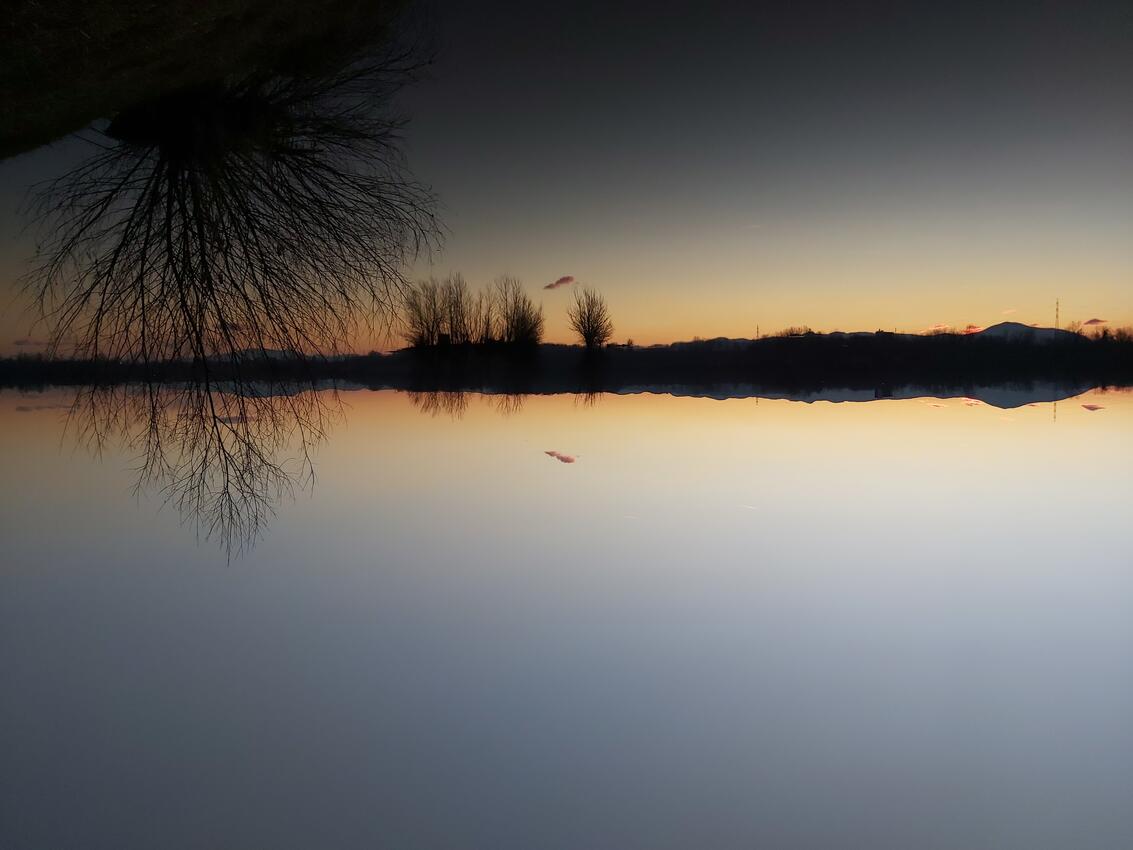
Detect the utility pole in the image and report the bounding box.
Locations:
[1055,299,1060,330]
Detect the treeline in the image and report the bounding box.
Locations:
[402,275,544,347]
[401,274,616,350]
[5,326,1133,391]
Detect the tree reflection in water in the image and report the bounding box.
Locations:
[406,390,530,419]
[17,10,441,557]
[69,379,339,557]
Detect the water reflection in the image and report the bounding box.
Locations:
[67,380,339,555]
[407,388,473,419]
[20,380,1129,559]
[3,384,1132,848]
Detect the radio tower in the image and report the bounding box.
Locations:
[1055,299,1060,330]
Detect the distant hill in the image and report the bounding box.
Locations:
[666,322,1077,350]
[974,322,1079,344]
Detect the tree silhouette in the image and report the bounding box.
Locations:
[25,39,439,372]
[403,274,543,348]
[567,287,614,348]
[494,276,544,346]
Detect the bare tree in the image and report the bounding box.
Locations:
[494,276,544,346]
[25,40,440,372]
[441,273,472,344]
[567,287,614,348]
[470,287,497,345]
[404,274,542,348]
[402,278,445,347]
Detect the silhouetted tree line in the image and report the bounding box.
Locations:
[5,329,1132,392]
[402,275,544,348]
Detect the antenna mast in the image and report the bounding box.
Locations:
[1055,299,1060,330]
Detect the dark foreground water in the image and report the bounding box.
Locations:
[2,387,1131,849]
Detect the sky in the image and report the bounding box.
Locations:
[1,0,1131,351]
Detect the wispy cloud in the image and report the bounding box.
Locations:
[961,324,984,335]
[1083,318,1107,326]
[1001,308,1017,315]
[545,450,576,464]
[961,397,985,407]
[13,338,47,347]
[924,323,951,334]
[544,275,576,290]
[1081,404,1105,412]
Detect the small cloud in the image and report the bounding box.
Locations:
[742,222,762,230]
[738,504,760,511]
[1083,318,1107,326]
[961,324,984,335]
[544,276,576,290]
[13,338,47,347]
[1002,308,1017,315]
[961,397,985,407]
[927,402,947,408]
[545,450,576,464]
[1081,404,1105,412]
[924,323,952,334]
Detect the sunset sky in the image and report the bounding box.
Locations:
[1,0,1130,352]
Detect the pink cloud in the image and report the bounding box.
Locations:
[1083,318,1107,326]
[545,450,576,464]
[544,275,576,290]
[1081,404,1105,412]
[961,324,984,335]
[961,397,985,407]
[924,323,951,334]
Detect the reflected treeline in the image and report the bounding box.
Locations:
[67,379,339,557]
[406,390,535,419]
[574,391,604,409]
[404,389,606,419]
[407,389,471,419]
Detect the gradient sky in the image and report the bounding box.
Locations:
[1,0,1130,350]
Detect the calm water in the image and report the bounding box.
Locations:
[2,387,1132,849]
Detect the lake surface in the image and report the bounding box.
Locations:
[2,387,1132,849]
